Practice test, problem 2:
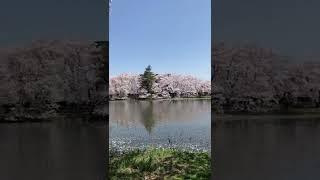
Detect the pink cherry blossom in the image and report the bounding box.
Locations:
[109,73,211,99]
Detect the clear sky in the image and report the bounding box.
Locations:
[110,0,211,80]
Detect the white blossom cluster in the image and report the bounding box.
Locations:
[109,73,211,99]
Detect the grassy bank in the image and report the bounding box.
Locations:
[109,148,211,180]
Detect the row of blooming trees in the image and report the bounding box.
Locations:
[212,42,320,113]
[109,72,211,100]
[0,40,108,121]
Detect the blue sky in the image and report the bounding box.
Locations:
[110,0,211,80]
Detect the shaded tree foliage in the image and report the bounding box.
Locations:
[212,42,320,113]
[0,40,108,121]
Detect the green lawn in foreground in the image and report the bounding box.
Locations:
[109,148,211,180]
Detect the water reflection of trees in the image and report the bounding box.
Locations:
[139,101,155,134]
[109,100,210,133]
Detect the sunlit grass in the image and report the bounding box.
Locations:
[109,148,211,180]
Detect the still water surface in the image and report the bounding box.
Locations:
[214,114,320,180]
[109,99,211,152]
[0,119,106,180]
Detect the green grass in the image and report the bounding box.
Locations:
[109,148,211,180]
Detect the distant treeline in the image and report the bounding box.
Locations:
[109,73,211,100]
[1,40,319,121]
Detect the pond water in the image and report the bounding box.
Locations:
[109,99,211,152]
[214,114,320,180]
[0,119,106,180]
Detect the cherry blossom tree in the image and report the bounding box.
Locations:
[212,42,320,112]
[109,73,211,99]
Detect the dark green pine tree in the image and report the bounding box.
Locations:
[139,65,157,94]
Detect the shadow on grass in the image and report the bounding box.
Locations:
[109,148,211,180]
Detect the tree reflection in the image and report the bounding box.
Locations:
[139,101,156,134]
[109,100,211,133]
